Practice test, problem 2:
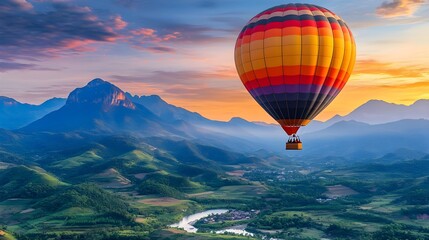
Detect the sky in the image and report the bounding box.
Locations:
[1,0,429,123]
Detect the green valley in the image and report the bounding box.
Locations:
[1,134,429,239]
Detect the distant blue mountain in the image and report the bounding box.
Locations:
[0,96,65,129]
[125,93,207,124]
[126,92,286,153]
[325,99,429,125]
[299,119,429,160]
[126,93,428,157]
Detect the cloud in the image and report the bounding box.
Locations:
[145,46,176,53]
[380,80,429,88]
[109,68,241,100]
[0,0,32,11]
[154,23,228,43]
[128,24,225,53]
[353,59,429,78]
[126,21,232,53]
[376,0,426,18]
[0,0,123,62]
[131,28,156,37]
[128,28,179,53]
[130,28,180,42]
[0,61,60,72]
[111,69,236,85]
[16,81,79,102]
[0,62,36,72]
[160,87,246,102]
[112,15,128,30]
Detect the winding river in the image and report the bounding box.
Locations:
[170,209,229,233]
[170,209,254,236]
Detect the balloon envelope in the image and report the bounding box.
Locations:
[234,3,356,135]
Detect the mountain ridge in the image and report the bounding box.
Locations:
[0,96,66,130]
[21,79,181,137]
[326,99,429,125]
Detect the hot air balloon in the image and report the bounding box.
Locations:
[234,3,356,150]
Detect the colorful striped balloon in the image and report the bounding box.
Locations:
[234,3,356,137]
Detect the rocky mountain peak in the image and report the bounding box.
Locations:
[66,78,135,110]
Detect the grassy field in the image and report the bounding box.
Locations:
[0,199,36,226]
[190,184,267,201]
[138,197,188,206]
[51,150,103,170]
[287,227,325,239]
[89,168,133,189]
[151,229,257,240]
[324,185,358,198]
[359,194,401,213]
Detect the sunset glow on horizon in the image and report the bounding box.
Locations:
[1,0,429,123]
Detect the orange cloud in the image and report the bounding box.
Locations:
[131,28,181,42]
[376,0,426,18]
[129,28,182,52]
[60,39,96,52]
[131,28,156,36]
[163,32,181,41]
[381,80,429,88]
[112,15,128,30]
[353,59,429,78]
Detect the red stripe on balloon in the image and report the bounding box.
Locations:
[243,75,340,91]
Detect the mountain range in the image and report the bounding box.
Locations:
[0,96,65,129]
[22,79,182,137]
[1,78,429,160]
[18,79,284,153]
[325,99,429,125]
